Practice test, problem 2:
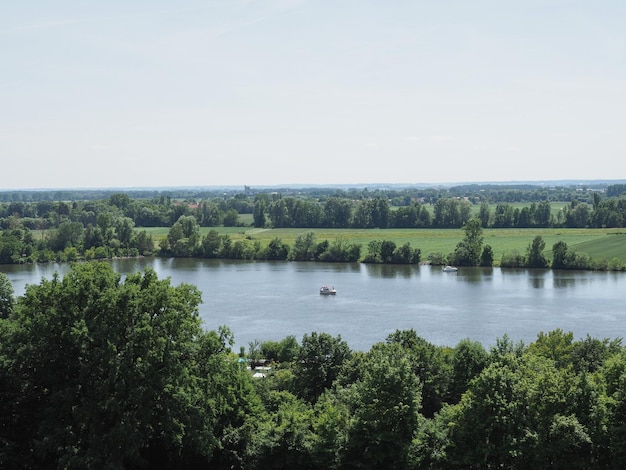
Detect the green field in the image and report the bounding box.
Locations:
[144,225,626,264]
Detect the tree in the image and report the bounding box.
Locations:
[109,193,131,211]
[293,332,352,402]
[223,209,240,227]
[386,329,450,417]
[167,215,200,256]
[263,237,290,260]
[253,199,267,228]
[535,200,552,227]
[96,212,114,244]
[479,201,491,227]
[341,342,422,468]
[493,203,515,227]
[0,262,222,468]
[552,241,569,269]
[565,202,591,228]
[131,230,155,255]
[449,338,488,403]
[449,356,536,467]
[0,231,25,264]
[0,272,14,318]
[288,232,317,261]
[380,240,396,262]
[261,335,300,363]
[317,238,361,262]
[391,242,421,264]
[324,198,353,228]
[115,216,135,249]
[198,201,223,227]
[309,390,350,468]
[201,229,222,258]
[50,221,84,251]
[248,390,314,468]
[480,244,494,267]
[571,334,621,373]
[528,329,574,370]
[527,235,549,268]
[451,218,483,266]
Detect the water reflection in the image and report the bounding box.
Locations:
[528,269,550,289]
[363,263,419,279]
[457,267,494,283]
[552,271,590,289]
[294,261,361,274]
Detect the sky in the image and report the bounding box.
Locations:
[2,0,625,190]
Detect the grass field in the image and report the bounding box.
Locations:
[143,225,626,264]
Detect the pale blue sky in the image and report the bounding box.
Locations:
[2,0,625,189]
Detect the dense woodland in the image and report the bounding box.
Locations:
[1,262,626,469]
[1,183,626,268]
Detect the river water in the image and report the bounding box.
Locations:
[2,258,625,352]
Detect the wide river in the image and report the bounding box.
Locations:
[2,258,626,352]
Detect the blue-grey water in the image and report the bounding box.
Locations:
[2,258,625,352]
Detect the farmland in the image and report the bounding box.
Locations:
[143,224,626,265]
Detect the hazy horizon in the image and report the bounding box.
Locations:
[3,178,625,194]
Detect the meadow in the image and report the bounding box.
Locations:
[143,219,626,265]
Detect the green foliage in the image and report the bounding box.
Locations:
[480,244,494,267]
[293,332,352,403]
[223,208,240,227]
[261,335,300,363]
[342,342,422,468]
[552,241,594,270]
[363,239,420,264]
[248,390,314,469]
[260,237,290,260]
[3,185,626,268]
[288,232,317,261]
[449,338,489,403]
[316,238,361,262]
[448,355,538,467]
[0,262,253,469]
[0,272,14,318]
[528,329,575,369]
[166,215,201,256]
[386,329,451,418]
[500,250,527,268]
[449,218,483,266]
[527,235,549,268]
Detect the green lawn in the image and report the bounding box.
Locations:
[144,226,626,264]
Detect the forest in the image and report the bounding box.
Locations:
[1,262,626,469]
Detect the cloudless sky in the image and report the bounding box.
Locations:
[2,0,625,190]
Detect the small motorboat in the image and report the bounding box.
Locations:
[442,265,458,272]
[320,285,337,295]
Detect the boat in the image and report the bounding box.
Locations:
[320,285,337,295]
[442,265,458,272]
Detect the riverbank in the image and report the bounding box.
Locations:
[142,226,626,268]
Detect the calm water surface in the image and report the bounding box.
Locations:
[3,258,625,352]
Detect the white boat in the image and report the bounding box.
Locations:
[320,285,337,295]
[442,265,458,272]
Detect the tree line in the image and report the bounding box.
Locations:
[2,263,626,468]
[2,188,626,268]
[160,216,421,265]
[256,194,626,230]
[2,185,626,233]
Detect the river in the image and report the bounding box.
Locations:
[2,258,625,352]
